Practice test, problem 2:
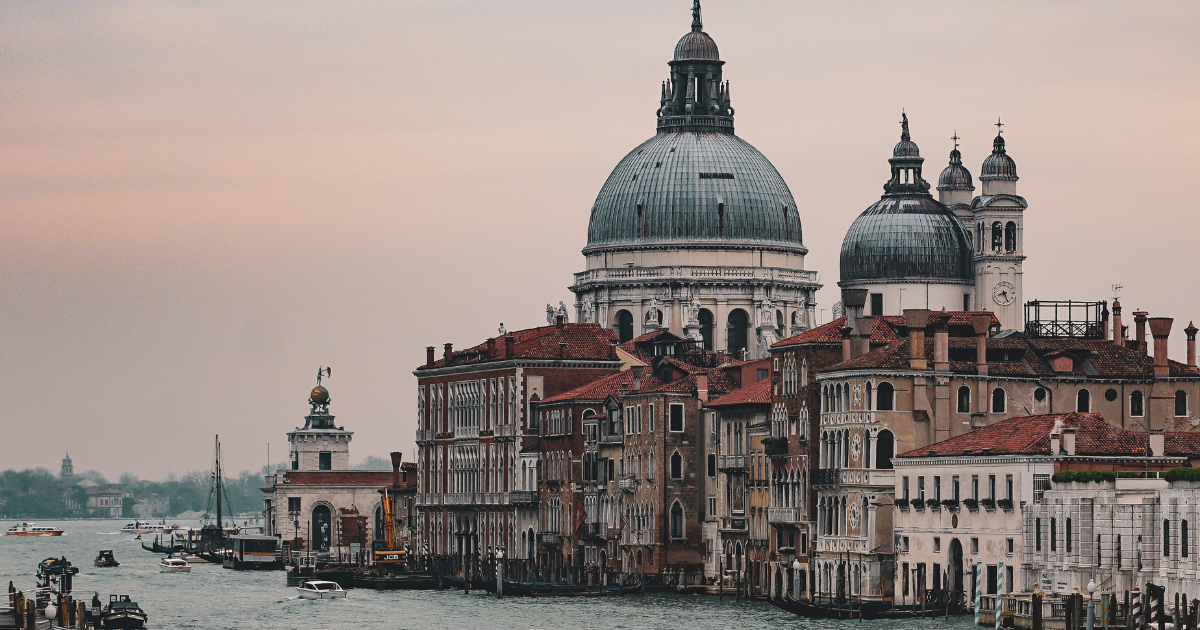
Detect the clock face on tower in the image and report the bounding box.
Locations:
[992,281,1016,306]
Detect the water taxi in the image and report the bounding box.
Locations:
[297,580,347,600]
[159,557,192,573]
[95,550,121,567]
[98,595,148,629]
[5,522,64,536]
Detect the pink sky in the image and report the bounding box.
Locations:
[2,1,1198,478]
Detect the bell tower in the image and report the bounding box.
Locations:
[971,120,1027,330]
[287,367,352,471]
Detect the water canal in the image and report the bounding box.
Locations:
[1,520,979,629]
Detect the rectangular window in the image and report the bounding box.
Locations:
[917,476,925,501]
[870,293,883,316]
[1006,474,1013,501]
[1006,565,1013,594]
[708,496,717,518]
[963,294,971,311]
[933,537,941,553]
[933,563,941,591]
[934,476,942,502]
[971,537,979,554]
[288,497,301,513]
[902,476,910,500]
[988,474,996,500]
[902,562,910,597]
[972,475,979,501]
[669,404,684,432]
[952,475,960,502]
[707,453,716,477]
[1036,519,1042,551]
[1050,519,1057,552]
[903,536,910,553]
[650,404,655,432]
[291,451,299,471]
[987,565,998,595]
[1033,474,1051,503]
[1006,537,1014,555]
[319,452,332,470]
[757,368,769,382]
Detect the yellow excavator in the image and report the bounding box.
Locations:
[372,452,407,571]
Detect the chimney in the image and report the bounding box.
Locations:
[696,373,708,403]
[632,365,644,390]
[486,337,496,357]
[1111,299,1123,345]
[505,335,515,358]
[559,342,567,359]
[443,342,454,365]
[1101,303,1110,342]
[1049,431,1061,456]
[972,314,991,376]
[1186,322,1197,368]
[390,451,403,488]
[1133,311,1149,354]
[1149,317,1173,377]
[841,289,869,323]
[904,309,930,370]
[426,346,435,367]
[556,315,565,329]
[1061,427,1076,456]
[933,313,949,372]
[1150,430,1165,457]
[854,317,873,358]
[841,326,853,363]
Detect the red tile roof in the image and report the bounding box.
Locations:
[899,412,1200,458]
[538,370,661,404]
[419,323,619,369]
[706,377,772,407]
[772,311,1000,350]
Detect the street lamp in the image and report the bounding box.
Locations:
[1086,578,1098,630]
[792,559,802,601]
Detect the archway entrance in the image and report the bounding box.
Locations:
[615,310,634,342]
[698,309,714,351]
[311,505,332,552]
[727,309,749,357]
[949,538,964,596]
[876,430,894,470]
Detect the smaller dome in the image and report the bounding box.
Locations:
[310,386,329,405]
[674,30,719,61]
[980,134,1018,181]
[938,149,975,191]
[893,139,920,158]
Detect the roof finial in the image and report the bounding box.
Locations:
[995,117,1004,136]
[900,109,910,141]
[691,0,702,31]
[951,131,960,151]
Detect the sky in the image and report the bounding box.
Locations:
[2,1,1199,479]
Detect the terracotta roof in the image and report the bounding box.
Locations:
[707,377,772,407]
[772,311,1000,350]
[829,335,1200,379]
[538,370,661,404]
[419,323,619,369]
[899,412,1200,458]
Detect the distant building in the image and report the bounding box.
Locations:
[86,488,130,518]
[133,495,170,519]
[61,453,73,478]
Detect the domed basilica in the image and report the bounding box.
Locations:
[569,2,820,359]
[571,2,1029,353]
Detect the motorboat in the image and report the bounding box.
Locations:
[5,522,64,536]
[95,550,120,568]
[121,521,174,535]
[98,594,148,629]
[159,557,192,573]
[296,580,347,600]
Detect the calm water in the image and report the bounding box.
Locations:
[1,520,978,629]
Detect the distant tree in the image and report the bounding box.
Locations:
[354,456,392,470]
[122,497,136,518]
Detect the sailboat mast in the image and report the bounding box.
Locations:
[216,435,223,529]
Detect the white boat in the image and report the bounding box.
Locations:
[122,520,176,535]
[159,557,192,573]
[296,580,346,600]
[5,522,64,536]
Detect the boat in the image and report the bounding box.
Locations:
[296,580,347,600]
[350,572,439,590]
[222,534,279,570]
[500,579,644,597]
[441,575,491,592]
[94,550,120,568]
[140,534,183,554]
[768,595,961,620]
[5,522,64,536]
[159,557,192,573]
[97,595,148,629]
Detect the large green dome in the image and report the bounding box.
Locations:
[584,132,804,252]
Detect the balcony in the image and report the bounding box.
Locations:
[494,424,517,438]
[538,532,562,547]
[719,516,747,533]
[719,455,748,471]
[767,507,804,525]
[820,410,877,427]
[572,266,819,288]
[812,468,839,486]
[619,476,637,492]
[581,522,608,540]
[509,490,538,505]
[763,437,788,458]
[599,433,624,445]
[816,536,869,554]
[811,468,894,488]
[444,493,481,505]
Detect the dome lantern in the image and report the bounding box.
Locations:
[980,118,1018,195]
[938,132,976,208]
[658,0,733,134]
[883,113,931,195]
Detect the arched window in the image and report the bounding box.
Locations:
[670,502,685,538]
[1177,391,1190,417]
[876,429,894,470]
[865,382,873,410]
[776,310,785,338]
[698,309,714,351]
[992,388,1007,414]
[991,221,1003,252]
[876,382,895,411]
[1131,391,1145,417]
[1076,389,1091,413]
[957,386,971,413]
[1165,520,1172,557]
[670,451,683,479]
[1005,221,1017,253]
[727,309,749,357]
[615,310,634,343]
[1050,518,1057,552]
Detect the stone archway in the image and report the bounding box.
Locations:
[311,504,332,552]
[949,537,964,596]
